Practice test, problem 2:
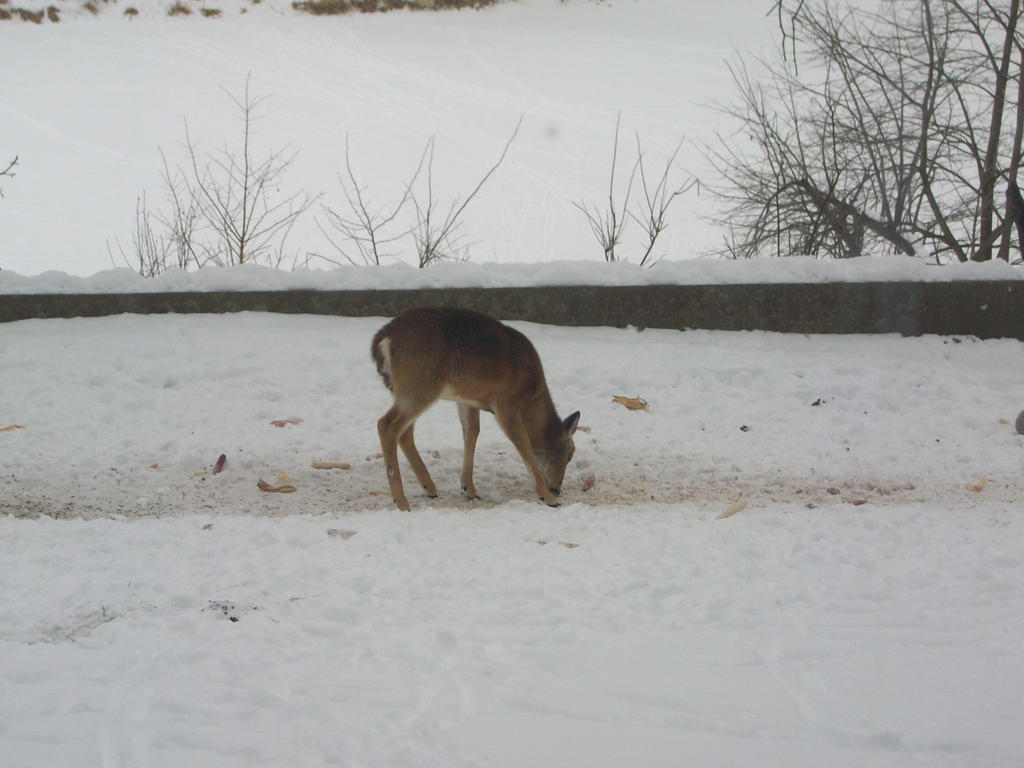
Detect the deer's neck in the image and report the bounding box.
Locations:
[523,388,561,447]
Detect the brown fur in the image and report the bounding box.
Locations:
[372,307,579,510]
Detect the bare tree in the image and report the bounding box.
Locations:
[712,0,1022,262]
[181,75,318,268]
[1008,179,1024,258]
[0,155,17,198]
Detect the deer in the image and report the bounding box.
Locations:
[371,307,580,511]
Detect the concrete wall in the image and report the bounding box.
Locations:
[2,281,1022,339]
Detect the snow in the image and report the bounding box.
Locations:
[1,0,779,278]
[2,310,1024,766]
[2,1,1024,765]
[1,253,1022,295]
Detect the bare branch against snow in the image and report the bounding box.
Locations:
[410,117,522,268]
[0,155,17,198]
[574,113,640,263]
[315,134,426,267]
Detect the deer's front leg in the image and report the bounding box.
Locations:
[494,407,560,508]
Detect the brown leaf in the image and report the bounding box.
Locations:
[966,478,988,493]
[581,473,596,492]
[612,395,649,411]
[0,424,26,432]
[312,461,352,470]
[257,478,297,493]
[202,523,214,531]
[270,417,303,428]
[717,500,748,519]
[560,542,580,549]
[213,454,227,474]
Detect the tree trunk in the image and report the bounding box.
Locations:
[1009,180,1024,256]
[973,0,1020,261]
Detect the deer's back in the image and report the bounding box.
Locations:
[372,307,546,406]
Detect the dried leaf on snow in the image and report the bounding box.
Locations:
[612,395,649,411]
[257,478,297,493]
[312,461,352,470]
[270,417,303,428]
[717,500,748,519]
[0,424,26,432]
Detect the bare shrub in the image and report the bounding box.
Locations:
[410,120,520,268]
[123,76,317,276]
[179,76,318,268]
[315,136,425,266]
[107,193,173,278]
[576,114,694,265]
[316,120,519,268]
[631,136,697,267]
[574,115,639,264]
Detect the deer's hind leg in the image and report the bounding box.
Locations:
[399,422,438,499]
[378,405,415,511]
[378,379,443,510]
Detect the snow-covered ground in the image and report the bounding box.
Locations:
[0,0,775,278]
[2,310,1023,766]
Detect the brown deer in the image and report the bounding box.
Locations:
[371,307,580,511]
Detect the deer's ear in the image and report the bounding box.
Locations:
[563,411,581,435]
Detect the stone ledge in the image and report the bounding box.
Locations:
[2,281,1022,339]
